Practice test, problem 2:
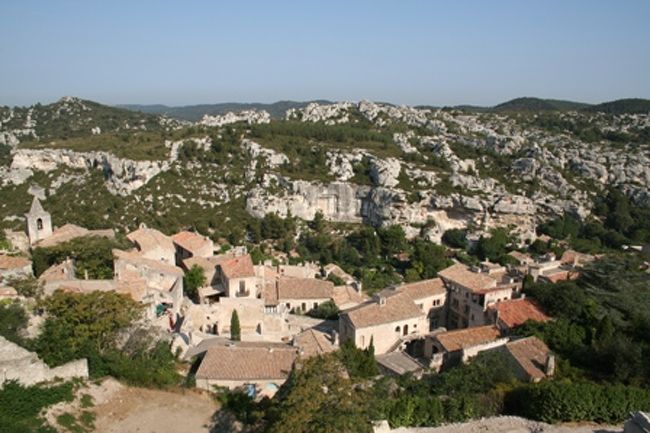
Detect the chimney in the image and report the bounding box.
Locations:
[545,354,556,376]
[331,329,339,346]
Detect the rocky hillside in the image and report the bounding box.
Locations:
[1,97,649,245]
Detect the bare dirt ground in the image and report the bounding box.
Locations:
[383,416,623,433]
[92,382,219,433]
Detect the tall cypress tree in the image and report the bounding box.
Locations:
[230,309,241,341]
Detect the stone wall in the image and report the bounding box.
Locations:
[0,336,88,387]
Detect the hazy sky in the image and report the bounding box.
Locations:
[1,1,649,107]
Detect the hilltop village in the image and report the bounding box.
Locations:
[1,197,596,393]
[1,99,650,432]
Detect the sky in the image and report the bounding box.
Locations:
[1,1,649,107]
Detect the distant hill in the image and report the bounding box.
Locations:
[118,100,332,121]
[585,98,650,114]
[492,97,591,112]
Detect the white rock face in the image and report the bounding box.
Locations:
[286,102,354,124]
[10,149,169,195]
[369,157,401,187]
[247,180,368,223]
[393,132,418,153]
[326,150,366,181]
[199,110,270,127]
[242,139,289,169]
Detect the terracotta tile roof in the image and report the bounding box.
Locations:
[127,227,175,254]
[196,343,297,381]
[508,251,534,265]
[294,329,337,358]
[113,249,184,276]
[395,278,446,301]
[39,260,75,283]
[38,224,114,248]
[505,336,551,380]
[219,255,255,279]
[342,291,423,329]
[0,254,31,270]
[277,277,333,300]
[490,298,550,329]
[434,325,501,352]
[376,352,424,376]
[331,286,368,309]
[560,250,595,266]
[172,231,213,255]
[0,287,18,297]
[183,254,235,273]
[438,263,497,292]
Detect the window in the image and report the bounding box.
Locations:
[313,302,318,309]
[286,303,291,309]
[36,218,43,230]
[417,303,424,310]
[403,324,409,335]
[239,280,246,292]
[395,326,401,333]
[301,302,307,311]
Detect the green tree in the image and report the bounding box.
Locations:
[183,265,206,300]
[0,302,28,344]
[36,290,141,366]
[230,309,241,341]
[307,300,340,320]
[442,229,467,249]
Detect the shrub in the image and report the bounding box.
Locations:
[505,381,650,423]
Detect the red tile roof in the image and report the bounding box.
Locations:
[433,325,501,352]
[342,291,423,329]
[438,263,497,292]
[0,254,31,270]
[196,343,297,381]
[395,278,446,301]
[505,336,551,381]
[276,277,333,300]
[172,231,212,254]
[490,298,551,329]
[219,254,255,279]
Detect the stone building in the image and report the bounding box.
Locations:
[195,342,297,398]
[393,278,447,330]
[25,197,52,245]
[339,290,427,354]
[438,262,520,329]
[425,325,507,371]
[127,226,176,265]
[215,254,258,298]
[172,231,214,264]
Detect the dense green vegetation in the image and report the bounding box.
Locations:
[492,97,591,112]
[295,219,451,293]
[0,380,75,433]
[518,255,650,386]
[2,291,184,389]
[31,236,132,279]
[539,188,650,252]
[0,301,28,344]
[183,265,206,300]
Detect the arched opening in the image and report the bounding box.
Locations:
[36,218,43,230]
[395,326,401,334]
[403,324,408,336]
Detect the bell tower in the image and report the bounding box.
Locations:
[25,197,52,245]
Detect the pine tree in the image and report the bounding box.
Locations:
[230,309,241,341]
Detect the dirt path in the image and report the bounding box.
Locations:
[92,384,219,433]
